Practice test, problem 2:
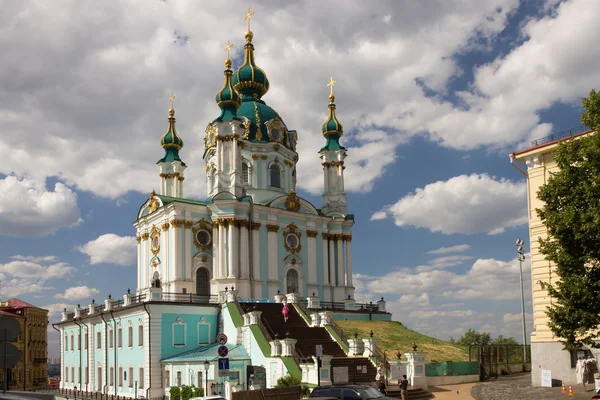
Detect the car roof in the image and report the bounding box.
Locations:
[314,385,372,389]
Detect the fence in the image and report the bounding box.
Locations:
[425,362,479,377]
[469,344,531,379]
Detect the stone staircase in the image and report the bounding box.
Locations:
[240,302,377,383]
[384,386,434,400]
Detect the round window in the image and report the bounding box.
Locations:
[270,128,281,141]
[286,233,299,249]
[196,229,211,246]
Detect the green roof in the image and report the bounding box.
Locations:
[232,33,270,99]
[156,194,206,207]
[158,109,185,165]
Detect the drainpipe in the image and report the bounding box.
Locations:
[24,313,27,391]
[109,311,119,396]
[73,318,83,389]
[100,312,109,395]
[509,153,531,220]
[142,302,151,400]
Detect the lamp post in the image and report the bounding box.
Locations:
[203,361,210,397]
[516,238,527,370]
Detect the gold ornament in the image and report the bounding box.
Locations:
[285,189,301,212]
[150,225,161,255]
[148,190,159,213]
[283,223,302,253]
[192,219,213,250]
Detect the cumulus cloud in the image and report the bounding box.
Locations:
[42,303,75,321]
[428,255,473,268]
[55,286,100,301]
[427,244,471,255]
[11,255,59,263]
[78,234,137,266]
[0,176,82,237]
[0,261,75,279]
[372,174,527,235]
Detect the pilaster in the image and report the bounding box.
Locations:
[307,230,318,285]
[267,224,279,293]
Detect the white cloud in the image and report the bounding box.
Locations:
[0,278,50,298]
[42,303,74,321]
[0,261,75,279]
[427,244,471,255]
[0,176,82,237]
[78,234,137,266]
[428,255,473,268]
[372,174,527,235]
[55,286,100,301]
[11,255,58,263]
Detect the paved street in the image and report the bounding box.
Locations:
[471,373,598,400]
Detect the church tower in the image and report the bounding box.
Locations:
[320,78,348,217]
[204,43,246,200]
[157,97,186,198]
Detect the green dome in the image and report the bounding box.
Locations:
[231,31,270,99]
[237,97,295,151]
[158,109,186,165]
[320,94,345,152]
[214,58,242,123]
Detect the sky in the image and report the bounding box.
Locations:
[1,0,598,357]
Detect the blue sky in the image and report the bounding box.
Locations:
[0,0,597,355]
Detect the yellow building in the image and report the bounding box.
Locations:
[510,125,593,386]
[0,298,49,391]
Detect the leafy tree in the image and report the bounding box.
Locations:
[492,335,518,345]
[180,385,193,400]
[457,328,492,347]
[169,386,181,400]
[537,89,600,348]
[193,387,204,397]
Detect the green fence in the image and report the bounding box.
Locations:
[425,361,479,377]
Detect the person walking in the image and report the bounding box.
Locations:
[282,302,289,322]
[400,374,409,400]
[378,376,387,394]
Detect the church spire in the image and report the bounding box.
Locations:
[157,93,186,198]
[214,40,241,122]
[320,77,345,152]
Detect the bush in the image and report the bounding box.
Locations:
[275,374,309,396]
[169,386,181,400]
[193,387,204,397]
[181,385,193,400]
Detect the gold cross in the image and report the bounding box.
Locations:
[327,77,337,97]
[169,92,176,109]
[244,7,255,31]
[224,40,233,59]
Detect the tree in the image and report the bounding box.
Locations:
[456,328,492,347]
[492,335,518,345]
[169,386,181,400]
[537,89,600,348]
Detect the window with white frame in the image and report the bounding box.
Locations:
[77,333,81,350]
[138,324,144,346]
[197,371,203,388]
[197,318,210,345]
[110,367,114,386]
[172,317,186,347]
[269,164,281,188]
[109,328,113,349]
[71,334,74,352]
[65,334,68,351]
[85,367,89,384]
[65,367,68,382]
[128,324,133,347]
[242,162,249,184]
[128,367,133,388]
[84,332,88,350]
[139,368,144,389]
[96,332,101,349]
[176,371,182,387]
[165,370,171,388]
[118,325,123,347]
[118,367,123,387]
[71,367,74,383]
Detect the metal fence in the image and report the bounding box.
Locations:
[530,125,590,147]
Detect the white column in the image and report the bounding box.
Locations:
[218,140,223,171]
[240,222,249,279]
[307,232,317,285]
[173,222,181,282]
[185,223,192,280]
[323,163,329,193]
[339,162,345,192]
[328,237,335,286]
[252,156,258,187]
[261,157,267,188]
[336,236,344,286]
[345,237,353,287]
[252,225,261,281]
[219,221,226,278]
[212,223,219,279]
[268,226,278,286]
[322,234,329,287]
[136,236,142,290]
[228,219,238,278]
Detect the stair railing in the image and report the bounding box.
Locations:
[324,315,350,351]
[293,300,312,325]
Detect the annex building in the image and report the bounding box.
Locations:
[56,11,391,399]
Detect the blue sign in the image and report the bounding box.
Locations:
[218,358,230,370]
[218,345,229,357]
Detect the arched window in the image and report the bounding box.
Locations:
[242,162,249,184]
[292,168,296,189]
[196,268,210,296]
[286,269,298,294]
[270,164,281,188]
[152,271,161,288]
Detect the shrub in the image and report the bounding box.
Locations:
[169,386,181,400]
[181,385,193,400]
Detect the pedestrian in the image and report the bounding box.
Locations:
[282,302,289,322]
[378,376,387,394]
[375,362,384,381]
[400,374,409,400]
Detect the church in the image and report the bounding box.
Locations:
[56,10,391,399]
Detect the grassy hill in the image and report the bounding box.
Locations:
[337,320,469,362]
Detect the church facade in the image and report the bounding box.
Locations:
[136,26,354,303]
[56,13,392,400]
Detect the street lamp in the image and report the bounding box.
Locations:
[203,361,210,397]
[516,238,527,370]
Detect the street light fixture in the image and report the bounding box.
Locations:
[203,361,210,397]
[516,238,527,370]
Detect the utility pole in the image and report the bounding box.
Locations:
[516,239,527,371]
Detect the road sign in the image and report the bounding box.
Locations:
[315,344,323,357]
[216,333,228,345]
[0,317,21,342]
[0,342,20,369]
[218,370,229,377]
[218,358,230,370]
[217,345,229,357]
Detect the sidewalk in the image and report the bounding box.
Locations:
[429,383,475,399]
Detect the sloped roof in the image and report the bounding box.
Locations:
[2,298,42,310]
[162,343,250,363]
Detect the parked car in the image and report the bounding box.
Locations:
[309,385,396,400]
[189,396,226,400]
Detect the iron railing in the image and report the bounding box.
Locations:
[160,292,216,303]
[530,125,590,147]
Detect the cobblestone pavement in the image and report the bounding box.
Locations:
[471,373,598,400]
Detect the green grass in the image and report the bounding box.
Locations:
[336,320,469,362]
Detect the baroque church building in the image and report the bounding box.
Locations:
[136,27,354,303]
[56,13,392,400]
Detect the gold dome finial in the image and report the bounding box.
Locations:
[244,6,255,43]
[224,40,233,69]
[169,92,176,115]
[327,76,337,103]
